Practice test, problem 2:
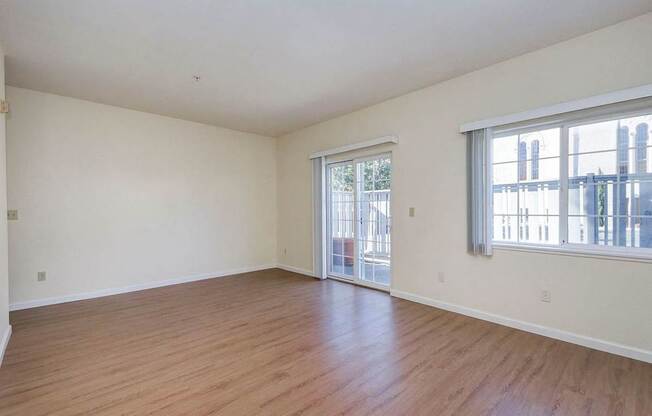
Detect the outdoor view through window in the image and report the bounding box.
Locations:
[492,111,652,251]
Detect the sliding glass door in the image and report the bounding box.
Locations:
[327,154,391,289]
[327,161,356,278]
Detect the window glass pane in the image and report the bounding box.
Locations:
[375,179,390,191]
[332,238,343,255]
[569,120,621,154]
[522,158,559,183]
[568,179,615,216]
[568,151,616,176]
[375,157,391,182]
[568,215,652,249]
[493,135,517,163]
[493,162,517,185]
[567,178,652,217]
[374,264,390,285]
[492,215,517,243]
[331,255,343,275]
[567,113,652,250]
[519,127,560,159]
[493,186,518,215]
[361,160,374,191]
[491,127,560,245]
[633,217,652,249]
[332,220,354,237]
[518,215,559,245]
[568,180,633,217]
[568,216,612,246]
[361,260,374,282]
[631,180,652,217]
[569,114,652,156]
[342,256,354,277]
[330,164,354,191]
[518,183,559,216]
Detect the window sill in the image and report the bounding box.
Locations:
[492,242,652,263]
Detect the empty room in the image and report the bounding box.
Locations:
[0,1,651,415]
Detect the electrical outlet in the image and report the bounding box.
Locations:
[541,290,551,303]
[37,271,46,282]
[7,210,18,221]
[437,271,445,283]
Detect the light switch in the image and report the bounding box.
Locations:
[409,207,415,217]
[7,210,18,221]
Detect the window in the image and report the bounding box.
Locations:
[493,127,560,246]
[490,108,652,258]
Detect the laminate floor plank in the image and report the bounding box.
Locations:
[0,269,649,415]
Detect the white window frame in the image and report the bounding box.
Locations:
[490,104,652,262]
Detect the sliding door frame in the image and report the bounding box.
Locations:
[326,159,356,281]
[325,152,392,291]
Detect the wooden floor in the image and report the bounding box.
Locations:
[0,269,650,415]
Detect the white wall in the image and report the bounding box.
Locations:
[277,14,652,355]
[6,87,276,306]
[0,44,10,360]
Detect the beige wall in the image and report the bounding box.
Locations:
[277,14,652,353]
[0,45,9,348]
[6,87,276,306]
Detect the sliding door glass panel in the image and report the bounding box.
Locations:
[356,156,392,286]
[328,162,355,278]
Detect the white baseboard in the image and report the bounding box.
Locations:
[276,264,317,278]
[0,325,12,367]
[9,264,276,311]
[391,289,652,364]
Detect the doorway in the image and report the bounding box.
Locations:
[326,154,391,290]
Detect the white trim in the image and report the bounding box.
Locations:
[390,289,652,364]
[311,156,327,280]
[309,135,398,159]
[320,156,328,279]
[328,274,390,292]
[9,264,276,311]
[276,263,317,278]
[0,325,12,367]
[350,151,393,164]
[493,242,652,263]
[460,83,652,133]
